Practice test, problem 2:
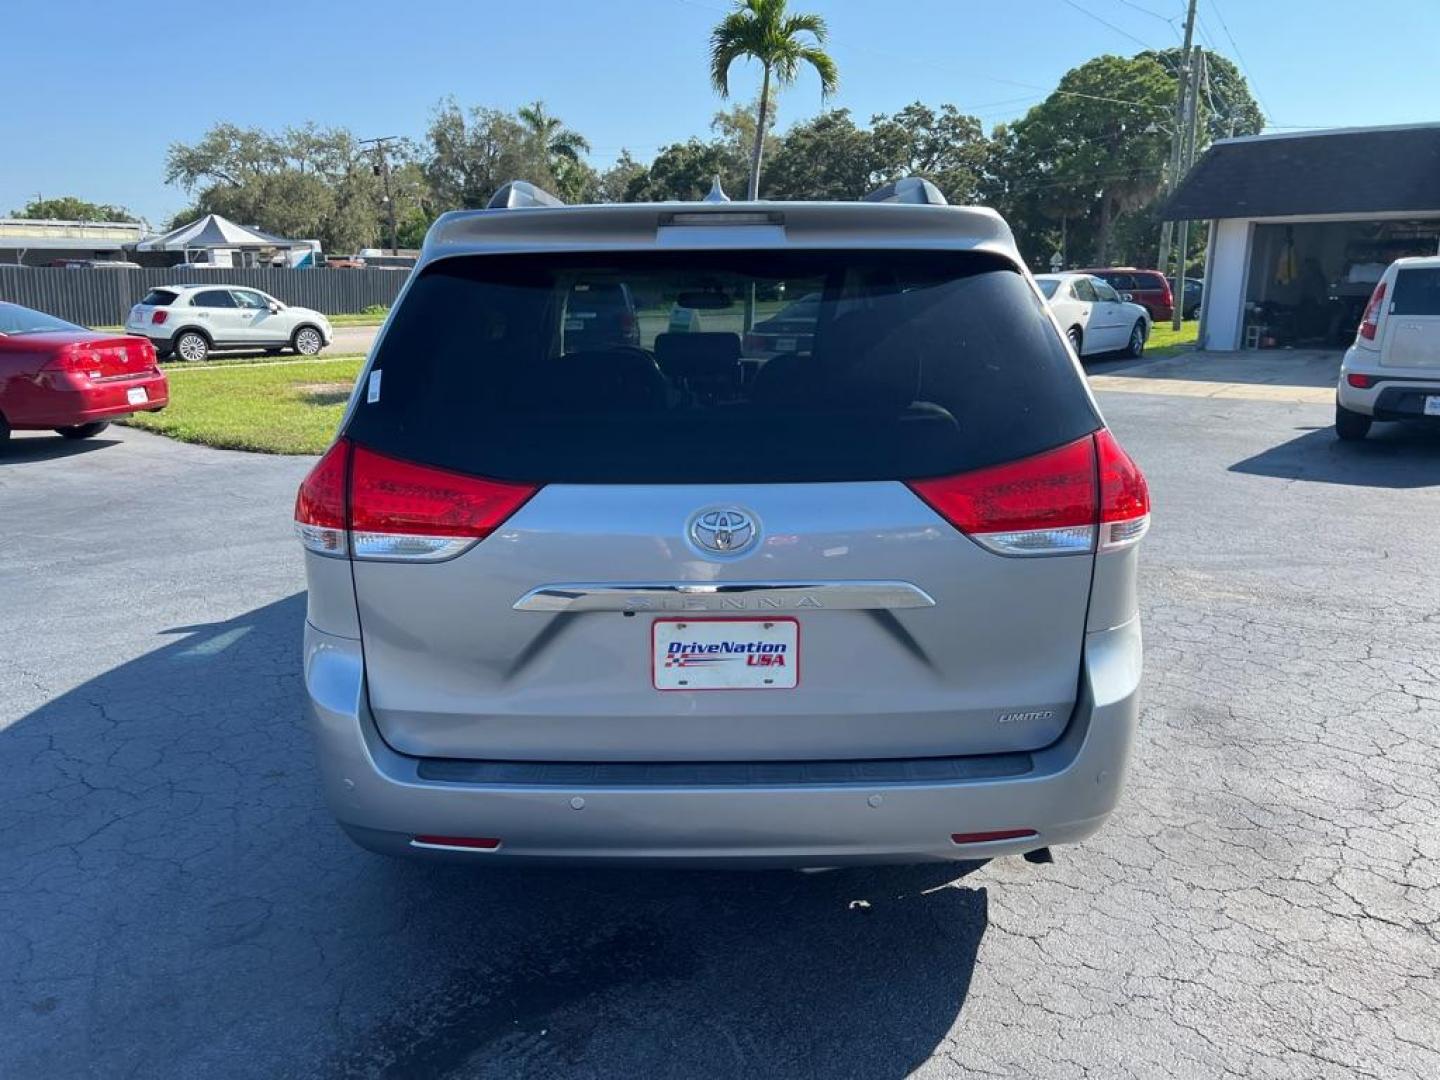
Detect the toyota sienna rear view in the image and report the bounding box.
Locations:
[295,180,1149,867]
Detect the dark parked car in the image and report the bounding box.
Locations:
[1182,277,1203,319]
[1080,268,1174,322]
[562,282,639,352]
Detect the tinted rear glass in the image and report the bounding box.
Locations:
[192,290,235,308]
[346,251,1099,483]
[140,289,178,307]
[1391,268,1440,316]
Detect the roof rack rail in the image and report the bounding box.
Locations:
[486,180,566,210]
[862,177,948,206]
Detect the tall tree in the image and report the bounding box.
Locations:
[762,109,876,200]
[595,151,647,203]
[625,139,747,203]
[869,102,989,204]
[422,99,552,211]
[516,100,595,201]
[986,54,1174,265]
[708,0,838,199]
[165,122,383,251]
[11,196,138,223]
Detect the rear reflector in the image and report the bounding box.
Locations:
[1347,373,1374,389]
[410,835,502,851]
[907,431,1148,557]
[293,438,539,561]
[951,829,1038,845]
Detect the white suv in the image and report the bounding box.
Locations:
[1336,256,1440,440]
[126,284,333,362]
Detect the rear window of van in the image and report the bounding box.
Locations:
[345,250,1100,484]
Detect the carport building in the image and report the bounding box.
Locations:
[1163,123,1440,351]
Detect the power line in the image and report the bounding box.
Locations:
[1205,0,1272,123]
[1058,0,1158,50]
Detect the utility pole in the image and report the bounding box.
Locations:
[1157,0,1199,278]
[1172,49,1204,332]
[360,136,401,256]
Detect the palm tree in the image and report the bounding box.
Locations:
[517,101,592,174]
[709,0,838,200]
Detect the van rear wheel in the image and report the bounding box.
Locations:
[1335,403,1371,441]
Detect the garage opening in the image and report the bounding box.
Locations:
[1244,219,1440,348]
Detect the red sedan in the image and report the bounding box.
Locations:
[0,302,168,445]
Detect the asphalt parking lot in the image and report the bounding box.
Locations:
[2,354,1438,1079]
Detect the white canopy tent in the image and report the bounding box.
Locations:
[133,214,318,267]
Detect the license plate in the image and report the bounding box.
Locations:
[126,387,148,405]
[653,618,799,690]
[775,336,797,353]
[1425,395,1440,417]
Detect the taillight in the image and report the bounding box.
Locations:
[349,445,538,560]
[152,310,168,325]
[907,431,1148,557]
[1095,428,1150,551]
[1358,280,1387,341]
[294,440,350,556]
[293,438,539,562]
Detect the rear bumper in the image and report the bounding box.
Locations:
[304,618,1143,867]
[1337,346,1440,417]
[7,375,169,429]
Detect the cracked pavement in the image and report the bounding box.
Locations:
[1,386,1438,1078]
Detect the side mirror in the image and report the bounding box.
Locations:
[1120,292,1133,302]
[269,302,281,313]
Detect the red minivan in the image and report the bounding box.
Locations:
[1080,268,1174,323]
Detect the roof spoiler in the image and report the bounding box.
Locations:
[862,177,948,206]
[487,180,566,210]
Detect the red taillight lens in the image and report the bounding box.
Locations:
[1358,281,1387,341]
[1096,428,1150,550]
[1347,373,1375,389]
[907,431,1149,557]
[294,440,539,561]
[349,445,537,560]
[294,440,350,556]
[151,310,168,325]
[907,436,1098,556]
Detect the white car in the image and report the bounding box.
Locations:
[125,284,333,362]
[1034,273,1151,359]
[1336,255,1440,440]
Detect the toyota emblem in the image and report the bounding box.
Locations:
[689,508,758,555]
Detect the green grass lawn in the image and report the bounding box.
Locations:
[1148,319,1199,356]
[125,356,363,454]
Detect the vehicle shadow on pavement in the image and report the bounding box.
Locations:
[1230,423,1440,488]
[0,594,990,1080]
[0,431,121,463]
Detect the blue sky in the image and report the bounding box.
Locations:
[3,0,1436,226]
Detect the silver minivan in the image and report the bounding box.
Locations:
[296,182,1149,867]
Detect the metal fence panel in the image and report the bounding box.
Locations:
[0,267,410,326]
